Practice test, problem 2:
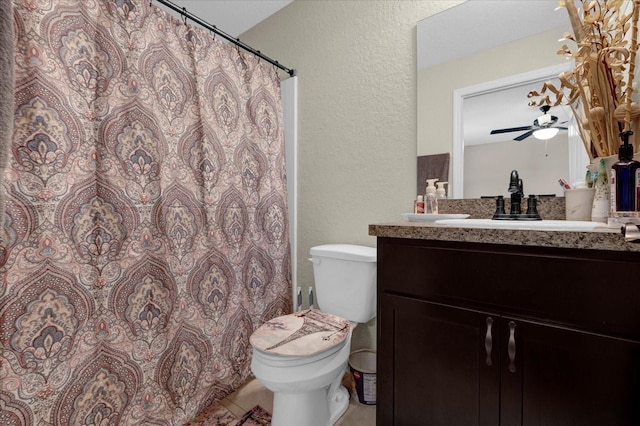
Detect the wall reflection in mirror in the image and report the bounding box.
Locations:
[417,0,590,199]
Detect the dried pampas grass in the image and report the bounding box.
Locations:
[529,0,640,159]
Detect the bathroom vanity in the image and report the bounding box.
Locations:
[369,221,640,425]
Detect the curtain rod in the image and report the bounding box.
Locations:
[152,0,296,77]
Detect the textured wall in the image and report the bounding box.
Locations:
[242,1,448,350]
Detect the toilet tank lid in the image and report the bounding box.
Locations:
[310,244,376,262]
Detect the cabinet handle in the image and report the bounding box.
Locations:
[508,321,517,373]
[485,317,493,366]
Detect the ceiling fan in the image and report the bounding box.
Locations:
[490,105,568,141]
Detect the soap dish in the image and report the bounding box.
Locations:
[401,213,470,222]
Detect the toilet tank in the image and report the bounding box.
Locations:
[309,244,377,323]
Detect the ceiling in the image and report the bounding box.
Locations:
[157,0,293,38]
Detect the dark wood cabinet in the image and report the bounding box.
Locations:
[376,236,640,426]
[508,317,640,426]
[379,293,500,426]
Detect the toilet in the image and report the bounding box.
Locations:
[249,244,377,426]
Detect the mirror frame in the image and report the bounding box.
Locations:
[451,62,590,198]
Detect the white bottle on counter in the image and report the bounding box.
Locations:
[425,179,438,214]
[436,181,448,200]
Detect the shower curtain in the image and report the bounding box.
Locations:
[1,0,292,424]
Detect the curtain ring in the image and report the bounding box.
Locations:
[182,7,187,25]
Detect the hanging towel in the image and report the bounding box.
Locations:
[417,153,450,194]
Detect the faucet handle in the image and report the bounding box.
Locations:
[526,195,541,219]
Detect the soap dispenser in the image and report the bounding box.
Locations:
[611,131,640,213]
[425,179,438,214]
[436,181,448,200]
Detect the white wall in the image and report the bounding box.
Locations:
[242,1,449,350]
[464,138,569,198]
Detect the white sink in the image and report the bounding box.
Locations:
[434,218,607,231]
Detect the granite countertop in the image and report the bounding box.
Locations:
[369,198,640,253]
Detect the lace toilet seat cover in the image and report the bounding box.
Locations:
[250,309,350,357]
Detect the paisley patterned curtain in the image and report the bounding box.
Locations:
[1,0,292,424]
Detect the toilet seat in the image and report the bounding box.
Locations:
[250,310,350,366]
[252,334,349,368]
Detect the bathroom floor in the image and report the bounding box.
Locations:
[218,377,376,425]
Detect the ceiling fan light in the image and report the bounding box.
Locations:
[533,127,559,140]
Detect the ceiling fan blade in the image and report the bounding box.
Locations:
[490,125,533,134]
[556,126,568,130]
[514,130,534,141]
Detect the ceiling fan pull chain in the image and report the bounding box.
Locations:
[545,140,549,157]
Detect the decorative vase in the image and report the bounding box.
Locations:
[590,154,618,223]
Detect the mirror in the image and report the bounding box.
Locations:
[417,0,590,198]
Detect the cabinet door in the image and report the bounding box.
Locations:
[378,293,500,426]
[501,317,640,426]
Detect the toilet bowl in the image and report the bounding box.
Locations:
[249,244,377,426]
[251,317,353,425]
